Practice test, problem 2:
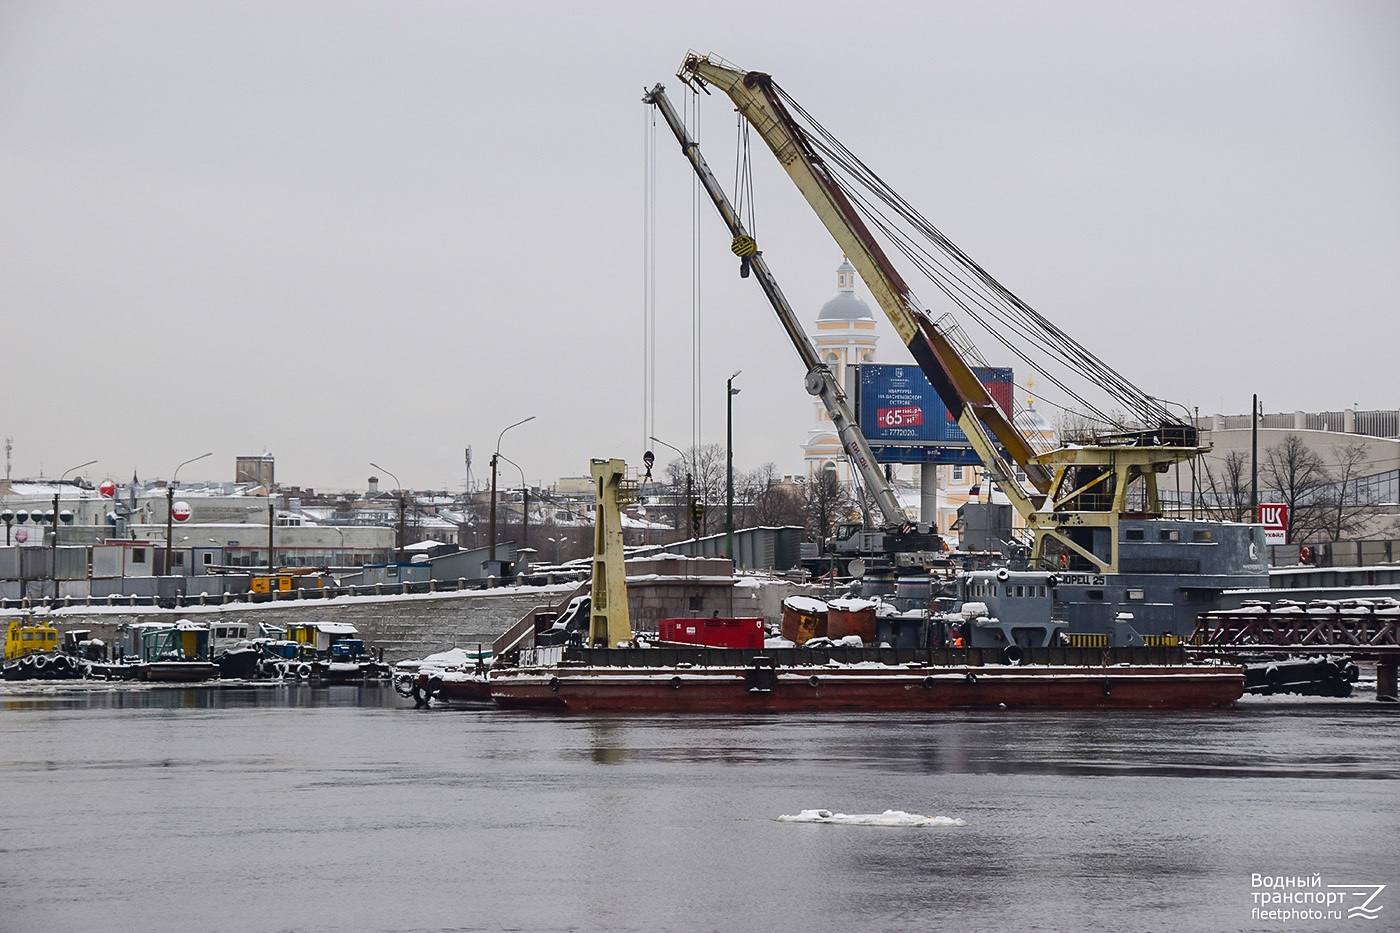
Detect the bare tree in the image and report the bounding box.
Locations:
[1199,449,1251,522]
[1321,441,1376,542]
[741,462,806,528]
[1262,434,1332,543]
[661,443,727,537]
[803,467,857,551]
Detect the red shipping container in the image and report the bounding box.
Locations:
[658,617,764,649]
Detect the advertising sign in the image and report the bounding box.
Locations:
[1258,503,1287,545]
[856,363,1015,459]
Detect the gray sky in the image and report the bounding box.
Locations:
[3,0,1396,493]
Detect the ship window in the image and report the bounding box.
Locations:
[1192,530,1214,542]
[132,548,147,563]
[1159,530,1180,542]
[1039,586,1047,598]
[1127,589,1145,600]
[689,596,703,611]
[1125,529,1144,541]
[1014,585,1024,597]
[1086,590,1104,600]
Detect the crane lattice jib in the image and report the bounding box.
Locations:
[680,55,1052,506]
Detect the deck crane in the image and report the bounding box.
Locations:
[673,53,1215,579]
[643,83,946,574]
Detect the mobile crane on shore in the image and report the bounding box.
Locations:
[652,53,1266,635]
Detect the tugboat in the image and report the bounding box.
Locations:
[2,616,86,681]
[285,622,391,683]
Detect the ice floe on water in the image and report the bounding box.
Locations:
[777,809,964,827]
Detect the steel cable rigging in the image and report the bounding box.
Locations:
[770,83,1179,434]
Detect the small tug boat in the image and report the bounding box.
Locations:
[2,617,86,681]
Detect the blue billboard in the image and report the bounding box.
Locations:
[855,363,1014,462]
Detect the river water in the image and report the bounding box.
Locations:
[0,682,1396,933]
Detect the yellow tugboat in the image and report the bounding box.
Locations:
[2,617,84,680]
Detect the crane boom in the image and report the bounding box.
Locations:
[677,55,1053,516]
[643,83,911,530]
[674,53,1211,576]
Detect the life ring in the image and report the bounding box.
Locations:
[1299,546,1312,563]
[996,568,1010,581]
[295,662,312,680]
[1045,574,1059,588]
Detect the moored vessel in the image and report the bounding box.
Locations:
[488,643,1243,712]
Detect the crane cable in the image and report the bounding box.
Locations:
[770,83,1177,433]
[642,100,658,459]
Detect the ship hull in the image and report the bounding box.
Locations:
[489,662,1243,712]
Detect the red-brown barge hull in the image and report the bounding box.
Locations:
[488,664,1244,712]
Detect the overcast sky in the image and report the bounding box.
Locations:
[3,0,1396,494]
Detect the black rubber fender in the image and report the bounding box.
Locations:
[1002,645,1024,665]
[548,676,561,693]
[670,676,683,689]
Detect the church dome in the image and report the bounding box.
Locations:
[817,258,875,322]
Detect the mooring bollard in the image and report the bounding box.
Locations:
[1377,662,1398,703]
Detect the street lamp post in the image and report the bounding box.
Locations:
[490,416,535,563]
[497,453,529,551]
[369,462,405,560]
[164,452,211,581]
[726,371,741,560]
[649,435,695,540]
[52,459,97,600]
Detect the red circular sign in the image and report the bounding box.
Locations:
[99,480,116,498]
[171,501,192,523]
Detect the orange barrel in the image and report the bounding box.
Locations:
[826,598,877,642]
[781,595,829,644]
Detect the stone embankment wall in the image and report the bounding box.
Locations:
[46,585,580,661]
[43,574,820,661]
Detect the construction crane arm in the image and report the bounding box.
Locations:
[677,55,1052,519]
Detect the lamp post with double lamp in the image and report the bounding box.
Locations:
[496,453,530,551]
[52,459,98,600]
[369,462,406,560]
[164,452,211,581]
[490,415,535,564]
[726,371,741,560]
[649,435,695,540]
